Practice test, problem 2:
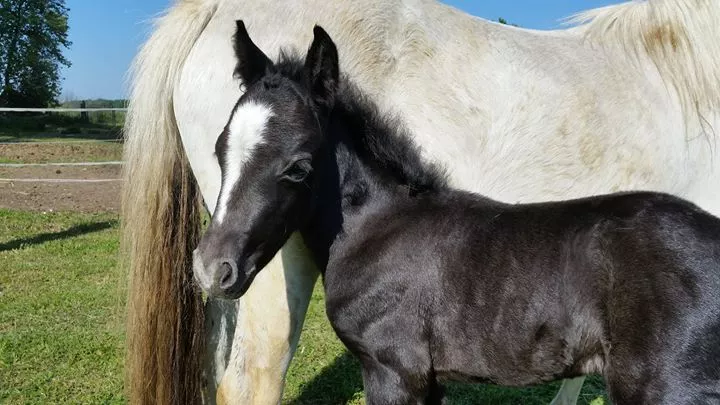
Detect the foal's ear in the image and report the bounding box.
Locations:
[233,20,273,87]
[304,25,339,111]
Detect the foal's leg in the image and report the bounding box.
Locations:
[549,377,585,405]
[361,362,429,405]
[605,354,720,405]
[357,341,440,405]
[215,233,319,404]
[425,377,446,405]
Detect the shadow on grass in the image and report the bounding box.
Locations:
[0,220,117,252]
[290,351,608,405]
[288,351,363,405]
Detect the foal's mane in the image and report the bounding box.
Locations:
[274,49,448,195]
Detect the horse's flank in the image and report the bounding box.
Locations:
[122,0,219,404]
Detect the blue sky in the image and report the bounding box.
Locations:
[61,0,621,100]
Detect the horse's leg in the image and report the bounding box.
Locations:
[604,339,720,404]
[425,377,446,405]
[353,333,435,405]
[202,298,238,404]
[549,377,586,405]
[361,362,427,405]
[604,360,661,405]
[215,233,319,405]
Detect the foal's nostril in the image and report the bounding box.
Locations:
[217,260,238,291]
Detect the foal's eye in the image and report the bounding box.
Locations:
[279,158,312,184]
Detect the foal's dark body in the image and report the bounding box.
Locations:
[315,181,720,404]
[293,88,720,403]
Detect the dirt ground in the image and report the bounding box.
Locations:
[0,163,122,213]
[0,141,123,164]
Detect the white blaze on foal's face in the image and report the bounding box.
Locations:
[215,101,274,224]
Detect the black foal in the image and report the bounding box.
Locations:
[193,21,720,404]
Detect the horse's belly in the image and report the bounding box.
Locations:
[432,320,602,387]
[430,281,607,387]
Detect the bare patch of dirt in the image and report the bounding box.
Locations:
[0,164,121,212]
[0,142,123,163]
[0,165,121,180]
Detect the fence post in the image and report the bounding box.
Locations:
[80,100,89,123]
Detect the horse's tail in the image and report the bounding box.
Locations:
[570,0,720,132]
[122,1,219,403]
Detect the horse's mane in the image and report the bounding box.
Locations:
[568,0,720,134]
[275,49,448,195]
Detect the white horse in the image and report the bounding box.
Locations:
[122,0,720,404]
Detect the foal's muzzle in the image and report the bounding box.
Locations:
[192,249,257,300]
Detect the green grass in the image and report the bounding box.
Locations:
[0,113,124,143]
[0,209,608,404]
[0,210,124,404]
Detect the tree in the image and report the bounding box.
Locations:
[498,17,519,27]
[0,0,71,107]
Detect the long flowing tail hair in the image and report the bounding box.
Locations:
[122,1,219,403]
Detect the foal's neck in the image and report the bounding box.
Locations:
[300,82,448,270]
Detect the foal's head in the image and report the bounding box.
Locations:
[193,21,339,299]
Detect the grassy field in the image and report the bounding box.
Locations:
[0,210,124,404]
[0,209,610,404]
[0,113,124,143]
